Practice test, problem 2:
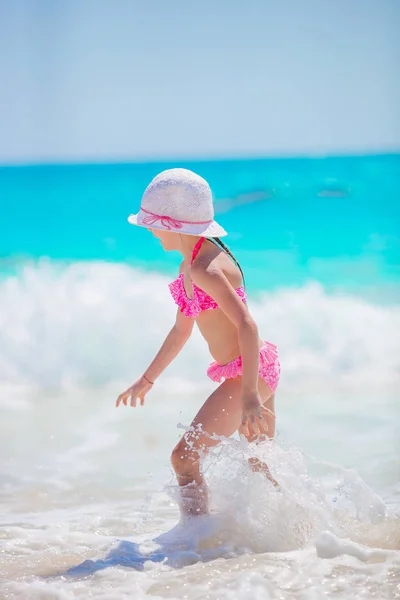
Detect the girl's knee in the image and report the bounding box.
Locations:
[171,442,199,478]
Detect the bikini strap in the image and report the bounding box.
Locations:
[191,237,206,265]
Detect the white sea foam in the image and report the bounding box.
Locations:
[1,434,399,599]
[0,260,399,391]
[1,260,399,599]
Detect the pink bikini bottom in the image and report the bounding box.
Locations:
[207,341,280,393]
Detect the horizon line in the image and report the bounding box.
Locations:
[1,148,399,169]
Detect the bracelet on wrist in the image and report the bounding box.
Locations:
[143,374,154,385]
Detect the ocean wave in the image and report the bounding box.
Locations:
[0,260,399,390]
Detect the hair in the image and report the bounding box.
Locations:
[211,237,245,288]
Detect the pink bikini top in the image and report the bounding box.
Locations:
[168,237,247,318]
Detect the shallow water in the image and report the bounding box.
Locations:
[1,387,399,599]
[1,156,399,598]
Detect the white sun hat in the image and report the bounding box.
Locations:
[128,168,227,237]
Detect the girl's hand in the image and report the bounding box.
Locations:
[116,376,153,408]
[239,391,270,439]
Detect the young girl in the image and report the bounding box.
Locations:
[116,168,280,516]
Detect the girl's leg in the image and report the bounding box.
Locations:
[171,377,275,517]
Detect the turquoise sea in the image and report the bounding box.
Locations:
[0,155,399,599]
[2,154,399,296]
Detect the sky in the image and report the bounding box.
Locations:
[0,0,399,164]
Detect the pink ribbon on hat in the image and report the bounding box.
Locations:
[142,212,183,230]
[141,208,212,230]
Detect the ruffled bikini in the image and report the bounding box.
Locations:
[168,237,247,318]
[168,237,280,392]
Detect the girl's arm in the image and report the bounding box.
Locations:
[143,308,194,383]
[116,308,193,407]
[144,259,193,382]
[190,264,268,437]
